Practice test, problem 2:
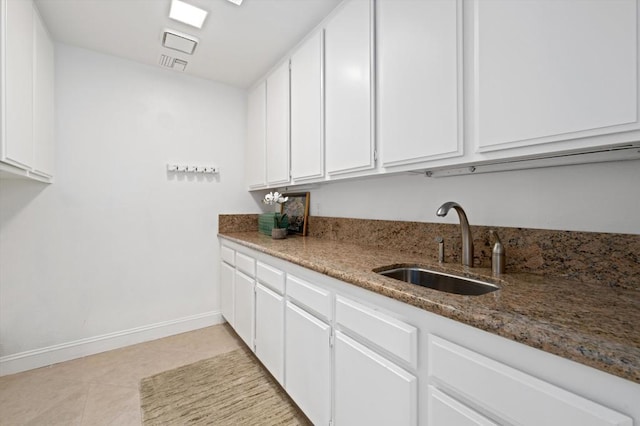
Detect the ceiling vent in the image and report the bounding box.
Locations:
[163,30,198,55]
[159,54,187,72]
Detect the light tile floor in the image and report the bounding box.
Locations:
[0,324,243,425]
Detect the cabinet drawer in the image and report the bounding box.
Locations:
[235,252,255,277]
[428,335,632,426]
[257,261,285,294]
[286,274,331,321]
[428,386,496,426]
[220,245,235,266]
[336,296,417,368]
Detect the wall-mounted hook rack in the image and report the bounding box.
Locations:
[167,164,219,174]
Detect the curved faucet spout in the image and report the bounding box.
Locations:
[436,201,474,267]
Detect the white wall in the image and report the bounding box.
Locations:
[0,45,258,366]
[310,159,640,235]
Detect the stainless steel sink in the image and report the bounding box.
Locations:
[376,266,499,296]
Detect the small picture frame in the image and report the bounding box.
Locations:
[280,192,310,235]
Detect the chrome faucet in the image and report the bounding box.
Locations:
[436,202,474,267]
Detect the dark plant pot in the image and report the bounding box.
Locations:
[271,228,287,239]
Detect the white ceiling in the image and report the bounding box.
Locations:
[34,0,342,88]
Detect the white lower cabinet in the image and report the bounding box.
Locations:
[255,283,284,384]
[233,270,255,350]
[219,239,639,425]
[334,331,417,425]
[335,295,418,368]
[220,261,234,326]
[427,386,496,426]
[285,301,331,426]
[428,335,632,426]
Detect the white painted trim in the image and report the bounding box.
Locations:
[0,310,224,376]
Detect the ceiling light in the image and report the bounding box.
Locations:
[169,0,208,29]
[227,0,243,5]
[163,30,198,55]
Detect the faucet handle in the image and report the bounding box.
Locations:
[435,236,444,263]
[490,230,505,276]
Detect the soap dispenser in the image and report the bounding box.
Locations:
[490,230,505,276]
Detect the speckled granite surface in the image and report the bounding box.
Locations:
[219,215,640,290]
[308,217,640,290]
[218,226,640,384]
[219,214,259,233]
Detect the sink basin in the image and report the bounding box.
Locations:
[376,266,499,296]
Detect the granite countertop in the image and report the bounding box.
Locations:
[218,231,640,384]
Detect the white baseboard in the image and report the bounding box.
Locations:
[0,311,224,376]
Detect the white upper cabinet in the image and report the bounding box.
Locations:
[2,0,34,169]
[469,0,639,154]
[1,0,54,181]
[265,60,290,186]
[245,0,640,188]
[33,7,55,178]
[290,30,324,182]
[246,81,266,189]
[377,0,462,169]
[325,0,374,176]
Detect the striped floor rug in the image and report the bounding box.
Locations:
[140,346,311,425]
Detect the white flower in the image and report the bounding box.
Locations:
[262,191,288,205]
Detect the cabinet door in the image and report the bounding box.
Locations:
[470,0,639,152]
[246,81,266,188]
[291,30,323,182]
[234,270,255,349]
[334,331,417,426]
[325,0,374,176]
[32,6,54,177]
[255,283,284,384]
[265,60,290,186]
[220,261,234,326]
[377,0,462,168]
[285,301,331,426]
[427,386,497,426]
[3,0,34,169]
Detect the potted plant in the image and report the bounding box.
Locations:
[262,192,288,239]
